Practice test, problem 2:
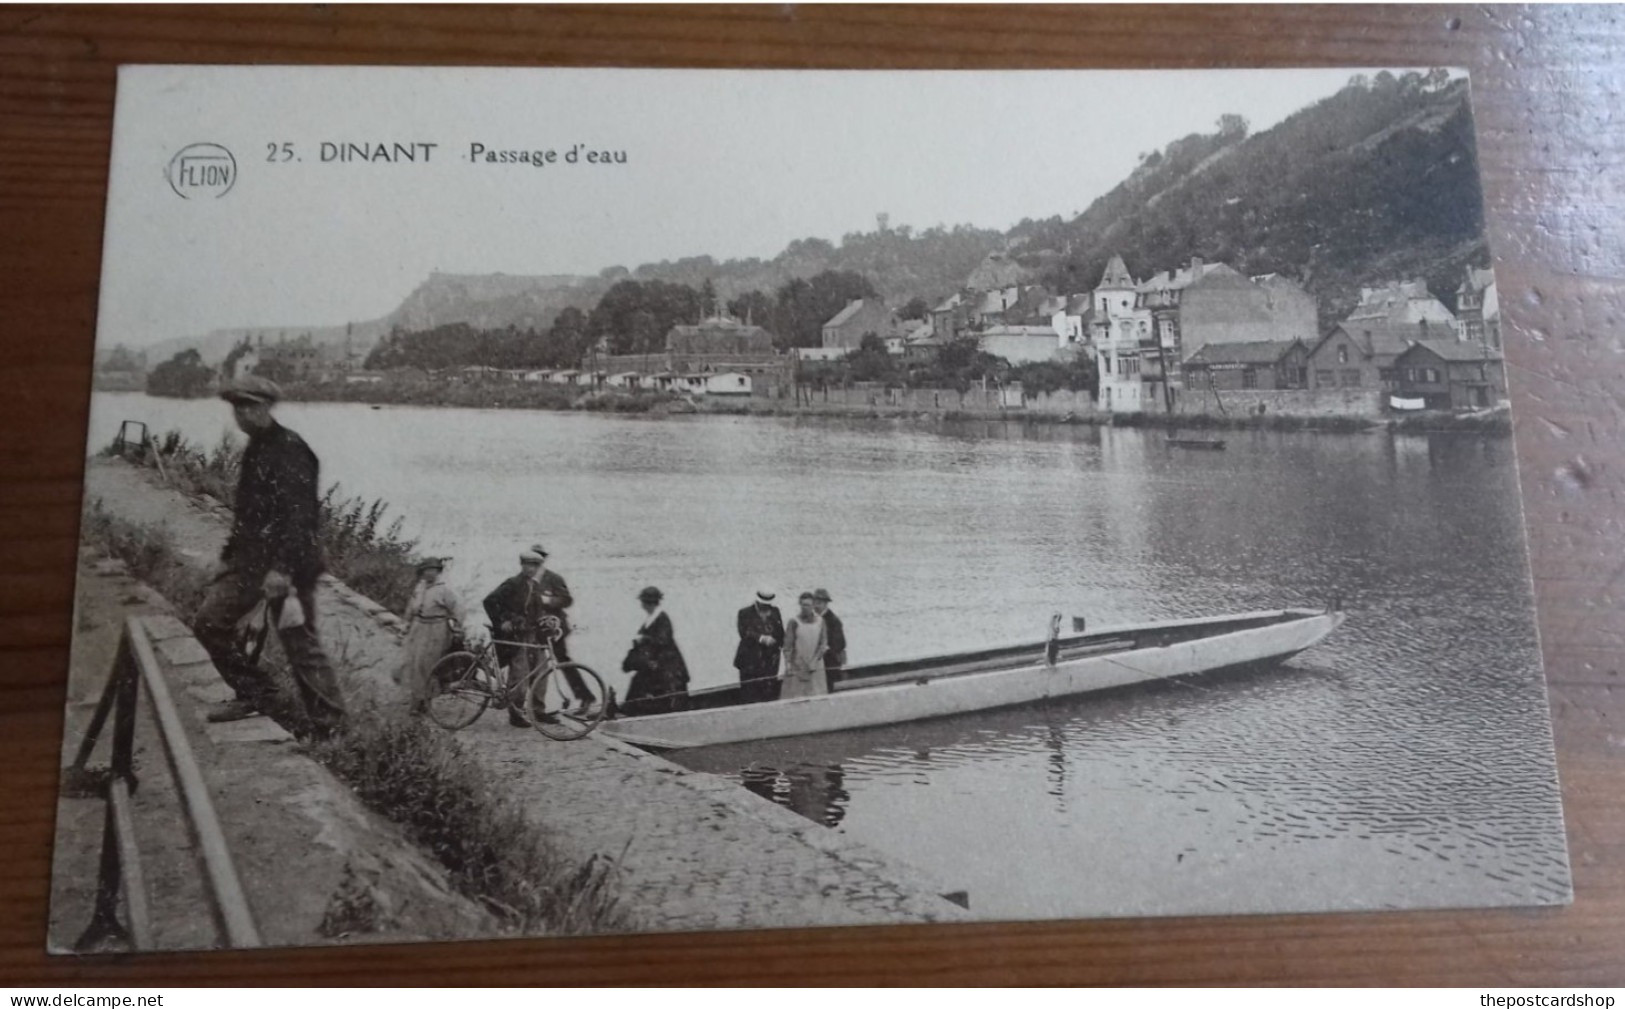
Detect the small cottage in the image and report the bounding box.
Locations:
[1182,339,1309,390]
[1390,340,1507,411]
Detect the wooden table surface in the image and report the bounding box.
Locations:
[2,4,1622,986]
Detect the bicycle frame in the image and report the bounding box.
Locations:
[481,634,560,687]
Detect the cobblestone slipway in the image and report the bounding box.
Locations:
[76,458,967,936]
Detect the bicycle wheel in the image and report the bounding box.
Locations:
[426,651,492,730]
[525,662,608,741]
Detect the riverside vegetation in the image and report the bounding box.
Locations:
[84,432,632,937]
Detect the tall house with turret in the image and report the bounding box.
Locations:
[1455,267,1500,351]
[1090,255,1151,413]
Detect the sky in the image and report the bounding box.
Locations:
[97,66,1435,351]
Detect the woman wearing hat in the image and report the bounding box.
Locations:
[620,586,690,716]
[396,556,466,712]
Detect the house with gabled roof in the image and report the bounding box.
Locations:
[1391,340,1507,411]
[821,298,902,352]
[1182,339,1309,391]
[1305,323,1412,392]
[1308,279,1459,392]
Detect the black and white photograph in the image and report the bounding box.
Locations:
[54,65,1569,952]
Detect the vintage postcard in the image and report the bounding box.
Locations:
[55,65,1568,952]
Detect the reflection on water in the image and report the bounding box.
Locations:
[86,393,1569,919]
[740,764,849,829]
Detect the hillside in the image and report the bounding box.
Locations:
[626,224,1005,307]
[148,70,1488,364]
[148,226,1002,364]
[1013,70,1487,327]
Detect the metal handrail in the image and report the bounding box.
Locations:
[64,616,263,951]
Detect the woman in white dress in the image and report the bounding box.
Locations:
[396,557,466,712]
[779,591,828,699]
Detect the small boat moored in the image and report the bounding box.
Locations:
[601,606,1344,750]
[1166,436,1226,450]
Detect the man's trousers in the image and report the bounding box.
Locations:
[193,565,346,735]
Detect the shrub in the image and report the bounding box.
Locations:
[115,430,421,614]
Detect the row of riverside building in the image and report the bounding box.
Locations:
[185,255,1506,417]
[798,252,1504,415]
[1084,256,1505,414]
[578,251,1506,415]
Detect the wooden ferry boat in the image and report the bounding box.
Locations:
[601,606,1344,750]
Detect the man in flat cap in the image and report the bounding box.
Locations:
[811,588,847,687]
[733,588,784,704]
[483,544,586,726]
[194,375,347,738]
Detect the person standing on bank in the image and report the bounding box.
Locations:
[621,586,690,715]
[482,544,588,727]
[734,589,784,704]
[811,588,846,687]
[194,376,346,738]
[396,556,464,713]
[780,592,829,699]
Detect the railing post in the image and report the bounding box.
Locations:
[62,635,127,797]
[73,635,141,951]
[111,635,140,787]
[74,796,129,951]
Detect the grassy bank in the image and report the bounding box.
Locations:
[110,430,421,613]
[80,503,631,937]
[314,714,628,934]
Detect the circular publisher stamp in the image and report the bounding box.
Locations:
[167,143,237,199]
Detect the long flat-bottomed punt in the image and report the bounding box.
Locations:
[601,606,1344,750]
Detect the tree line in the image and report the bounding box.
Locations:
[799,333,1098,398]
[362,268,890,372]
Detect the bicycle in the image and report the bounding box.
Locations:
[425,615,608,740]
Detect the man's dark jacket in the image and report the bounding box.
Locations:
[483,569,573,667]
[733,603,785,679]
[223,421,324,589]
[483,570,573,662]
[822,609,847,668]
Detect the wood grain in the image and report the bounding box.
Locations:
[3,4,1622,985]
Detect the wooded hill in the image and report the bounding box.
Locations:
[1010,70,1488,327]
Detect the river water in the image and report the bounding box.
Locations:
[85,392,1570,919]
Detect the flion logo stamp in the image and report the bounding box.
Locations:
[167,143,237,199]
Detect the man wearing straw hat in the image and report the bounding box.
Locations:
[193,375,347,739]
[733,588,784,704]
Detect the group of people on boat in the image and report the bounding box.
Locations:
[733,588,846,703]
[393,543,849,724]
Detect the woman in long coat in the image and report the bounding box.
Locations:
[396,557,466,711]
[780,591,828,699]
[621,586,690,715]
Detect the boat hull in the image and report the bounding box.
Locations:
[602,608,1344,750]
